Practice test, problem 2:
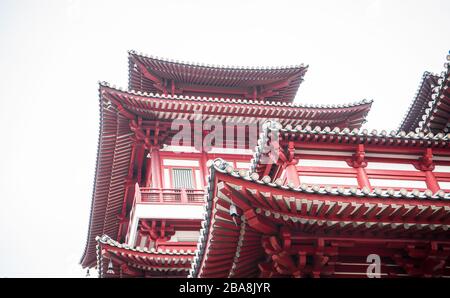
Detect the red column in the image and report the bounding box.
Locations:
[151,148,162,189]
[356,167,372,190]
[180,189,188,203]
[424,170,440,193]
[417,148,440,193]
[144,154,152,187]
[200,152,208,187]
[285,162,300,187]
[135,143,145,185]
[350,144,371,190]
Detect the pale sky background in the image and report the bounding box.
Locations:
[0,0,448,277]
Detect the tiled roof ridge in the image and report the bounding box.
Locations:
[96,234,196,255]
[99,81,373,110]
[417,59,450,132]
[206,158,450,200]
[264,120,450,140]
[129,50,308,71]
[397,71,440,132]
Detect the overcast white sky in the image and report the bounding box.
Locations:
[0,0,449,277]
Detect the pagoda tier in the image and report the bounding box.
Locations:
[251,121,450,192]
[96,235,195,278]
[250,121,450,194]
[189,159,450,278]
[101,82,372,137]
[399,57,450,134]
[82,50,450,278]
[128,51,308,102]
[80,82,373,268]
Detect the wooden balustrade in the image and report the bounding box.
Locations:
[138,187,205,204]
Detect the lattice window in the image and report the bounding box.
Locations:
[172,168,194,189]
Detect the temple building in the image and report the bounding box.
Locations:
[81,50,450,278]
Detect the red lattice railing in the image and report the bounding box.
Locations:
[137,187,205,204]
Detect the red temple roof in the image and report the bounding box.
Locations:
[101,83,373,129]
[96,235,194,277]
[417,63,450,133]
[398,72,439,132]
[128,51,308,102]
[80,90,134,268]
[399,57,450,134]
[80,82,373,268]
[189,159,450,277]
[250,121,450,177]
[83,51,450,278]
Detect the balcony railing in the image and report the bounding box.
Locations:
[136,187,205,204]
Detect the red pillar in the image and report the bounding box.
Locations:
[135,143,145,185]
[151,147,162,189]
[350,144,371,190]
[356,167,372,190]
[285,162,300,187]
[417,148,440,193]
[144,153,152,187]
[424,170,440,193]
[200,152,208,187]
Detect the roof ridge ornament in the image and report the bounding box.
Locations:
[215,157,450,200]
[263,120,283,132]
[129,49,307,71]
[413,148,435,171]
[346,144,368,168]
